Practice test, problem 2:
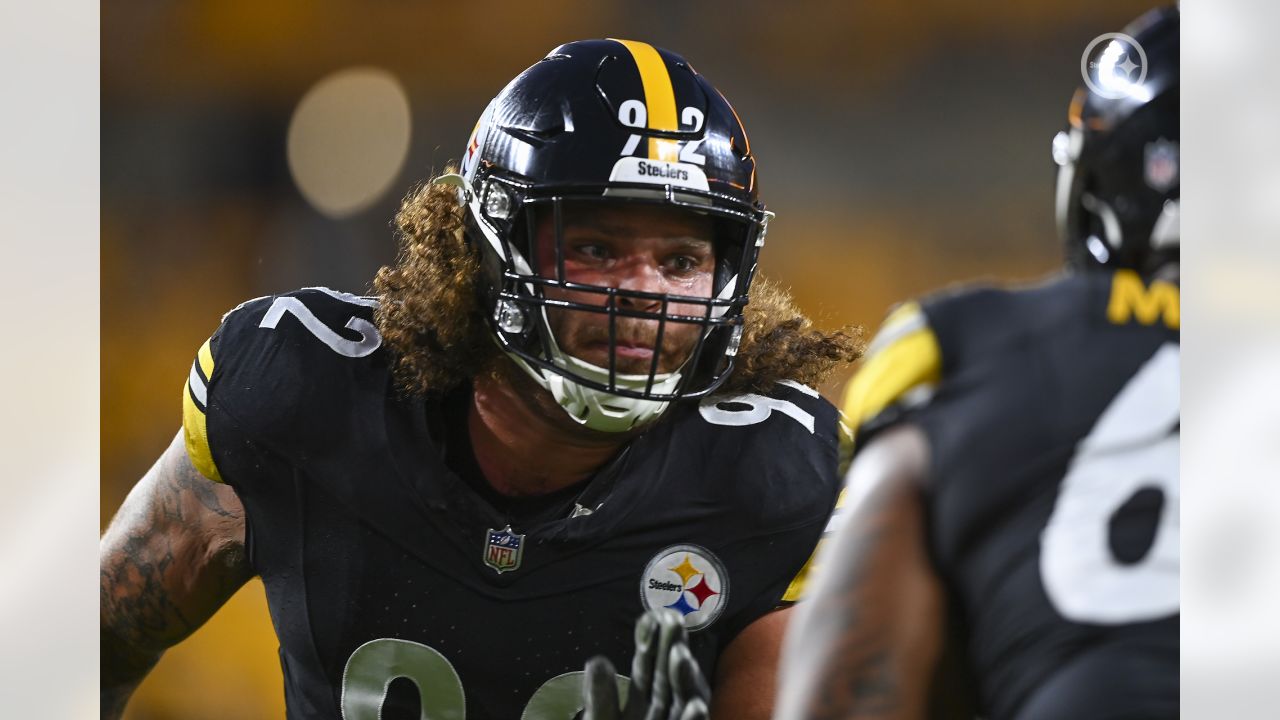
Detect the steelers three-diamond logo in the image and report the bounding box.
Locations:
[640,545,729,631]
[1081,32,1149,100]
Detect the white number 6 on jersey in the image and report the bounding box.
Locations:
[698,381,817,434]
[1040,343,1179,624]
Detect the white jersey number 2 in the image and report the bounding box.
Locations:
[1040,343,1179,624]
[259,288,381,358]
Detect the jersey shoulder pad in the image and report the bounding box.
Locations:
[922,271,1176,360]
[693,380,842,527]
[840,300,943,449]
[181,287,385,483]
[844,281,1033,448]
[841,273,1141,452]
[697,379,840,452]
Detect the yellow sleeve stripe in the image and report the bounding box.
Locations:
[611,39,680,162]
[836,414,855,478]
[841,302,943,436]
[182,339,223,483]
[865,300,929,356]
[780,544,819,603]
[196,337,215,379]
[780,488,850,603]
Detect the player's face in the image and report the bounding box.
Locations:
[533,203,716,375]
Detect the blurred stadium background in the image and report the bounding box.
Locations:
[102,1,1158,717]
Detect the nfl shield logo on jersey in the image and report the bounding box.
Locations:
[484,526,525,574]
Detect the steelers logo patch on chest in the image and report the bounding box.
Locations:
[640,545,729,631]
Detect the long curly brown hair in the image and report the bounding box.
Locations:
[373,175,864,398]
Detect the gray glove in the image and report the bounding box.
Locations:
[581,609,711,720]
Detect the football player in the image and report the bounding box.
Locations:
[774,7,1179,720]
[100,40,863,720]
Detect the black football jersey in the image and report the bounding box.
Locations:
[842,270,1179,720]
[181,287,841,720]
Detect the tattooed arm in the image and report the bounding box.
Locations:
[773,425,945,720]
[100,429,254,719]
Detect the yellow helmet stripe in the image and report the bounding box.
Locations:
[612,39,680,162]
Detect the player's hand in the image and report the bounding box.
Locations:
[581,608,710,720]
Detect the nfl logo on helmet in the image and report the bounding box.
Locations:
[484,526,525,574]
[1143,139,1178,193]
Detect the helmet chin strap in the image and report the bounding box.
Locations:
[518,302,681,433]
[1150,199,1179,250]
[503,247,743,432]
[504,331,681,433]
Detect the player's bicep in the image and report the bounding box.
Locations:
[774,425,944,720]
[709,607,791,720]
[100,429,252,655]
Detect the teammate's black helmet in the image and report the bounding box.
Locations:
[438,39,771,432]
[1054,6,1178,275]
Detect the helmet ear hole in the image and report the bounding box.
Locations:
[711,217,747,297]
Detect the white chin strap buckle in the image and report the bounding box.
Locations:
[508,346,682,433]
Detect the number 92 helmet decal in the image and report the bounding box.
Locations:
[438,39,771,433]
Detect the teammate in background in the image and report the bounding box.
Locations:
[774,7,1179,719]
[100,40,862,720]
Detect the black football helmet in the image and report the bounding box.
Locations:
[438,39,770,432]
[1054,6,1179,275]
